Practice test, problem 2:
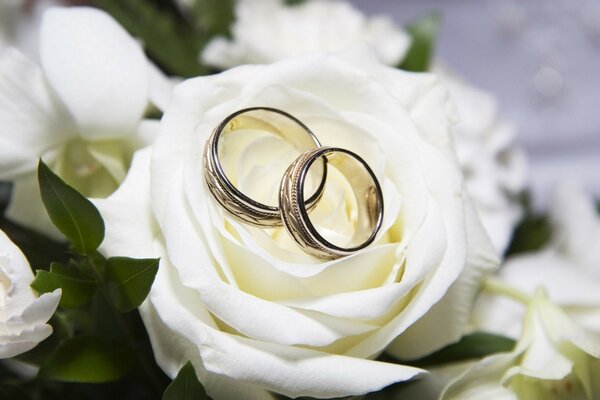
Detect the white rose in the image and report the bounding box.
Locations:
[95,51,498,399]
[474,182,600,338]
[200,0,527,255]
[436,67,528,254]
[443,289,600,400]
[201,0,410,69]
[0,6,171,238]
[0,229,60,358]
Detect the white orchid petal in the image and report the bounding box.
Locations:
[517,298,574,380]
[40,7,149,139]
[442,352,517,400]
[5,173,61,239]
[0,48,74,178]
[502,250,600,307]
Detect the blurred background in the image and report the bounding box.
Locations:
[2,0,599,209]
[351,0,600,209]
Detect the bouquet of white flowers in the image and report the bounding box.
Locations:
[0,1,597,399]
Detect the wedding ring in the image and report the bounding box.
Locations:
[279,147,384,259]
[204,107,327,227]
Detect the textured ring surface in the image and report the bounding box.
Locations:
[279,146,384,259]
[204,107,327,227]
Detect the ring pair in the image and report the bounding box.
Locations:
[203,107,384,259]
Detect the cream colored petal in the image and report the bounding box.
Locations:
[388,198,499,360]
[93,147,157,259]
[148,256,425,399]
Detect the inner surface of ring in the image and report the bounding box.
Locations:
[299,150,383,250]
[216,108,325,209]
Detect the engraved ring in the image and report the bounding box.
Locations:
[279,147,384,259]
[203,107,327,227]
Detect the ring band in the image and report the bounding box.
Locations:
[279,147,384,259]
[204,107,327,227]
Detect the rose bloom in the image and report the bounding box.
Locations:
[95,52,498,399]
[201,0,410,69]
[0,229,60,359]
[201,0,527,256]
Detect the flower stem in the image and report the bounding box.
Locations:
[87,254,165,395]
[483,277,533,305]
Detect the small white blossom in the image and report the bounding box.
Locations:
[0,7,171,238]
[437,67,527,254]
[0,229,60,359]
[444,290,600,400]
[202,0,410,68]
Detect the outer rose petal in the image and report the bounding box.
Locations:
[93,147,156,259]
[139,302,275,400]
[387,198,499,359]
[40,7,149,139]
[149,255,424,399]
[0,48,75,178]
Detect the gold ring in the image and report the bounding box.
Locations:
[279,146,384,259]
[204,107,327,227]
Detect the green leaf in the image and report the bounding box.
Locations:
[192,0,235,38]
[162,361,206,400]
[15,312,71,366]
[398,11,441,72]
[40,336,132,383]
[31,262,97,308]
[0,215,69,269]
[96,0,207,77]
[506,191,552,256]
[105,257,160,313]
[37,160,105,255]
[404,332,515,367]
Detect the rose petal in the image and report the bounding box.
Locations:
[149,258,425,398]
[94,147,156,259]
[140,302,275,400]
[388,198,499,359]
[160,175,369,347]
